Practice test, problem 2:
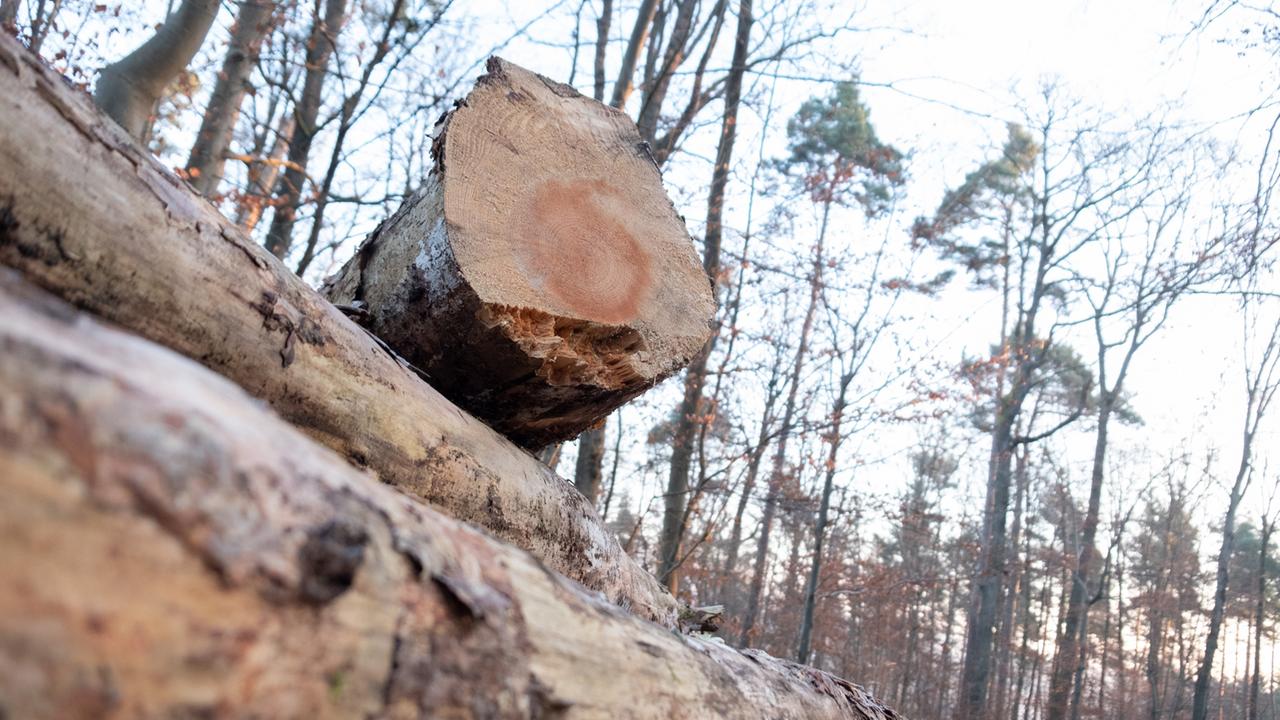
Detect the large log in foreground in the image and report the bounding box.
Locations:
[0,34,675,626]
[323,58,715,448]
[0,273,899,720]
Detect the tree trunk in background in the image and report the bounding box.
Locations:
[0,0,18,28]
[957,384,1025,720]
[609,0,658,109]
[575,426,607,506]
[294,0,424,276]
[0,273,901,720]
[592,0,611,102]
[656,0,752,591]
[634,0,697,143]
[263,0,347,259]
[1248,517,1272,720]
[0,33,679,626]
[185,0,274,197]
[321,59,714,448]
[235,114,294,231]
[538,443,563,471]
[94,0,220,140]
[1047,402,1113,720]
[739,201,827,646]
[1192,428,1256,720]
[797,370,851,663]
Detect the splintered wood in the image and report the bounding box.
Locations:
[323,58,715,448]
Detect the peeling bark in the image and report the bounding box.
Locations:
[0,34,675,627]
[322,58,715,448]
[0,271,900,720]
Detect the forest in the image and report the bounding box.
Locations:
[0,0,1278,719]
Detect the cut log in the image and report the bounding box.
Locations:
[322,58,716,448]
[0,34,675,626]
[0,272,899,720]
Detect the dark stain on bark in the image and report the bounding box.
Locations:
[527,675,573,718]
[0,197,73,267]
[298,519,368,605]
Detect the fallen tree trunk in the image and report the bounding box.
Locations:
[0,33,675,626]
[0,272,899,720]
[322,58,715,448]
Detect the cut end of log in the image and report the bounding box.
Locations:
[326,56,715,448]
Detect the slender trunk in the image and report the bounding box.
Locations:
[592,0,611,102]
[1047,403,1113,720]
[295,0,426,275]
[1248,517,1272,720]
[635,0,697,142]
[796,370,850,663]
[94,0,221,140]
[721,392,773,594]
[958,397,1021,718]
[608,0,658,108]
[574,426,607,506]
[538,443,562,471]
[263,0,348,260]
[600,415,624,520]
[740,201,828,646]
[235,114,294,231]
[28,0,57,52]
[655,0,752,590]
[185,0,274,196]
[0,0,18,28]
[1192,429,1256,720]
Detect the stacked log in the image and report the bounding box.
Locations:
[0,31,901,720]
[0,272,898,719]
[322,58,716,448]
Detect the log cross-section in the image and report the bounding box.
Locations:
[0,33,676,627]
[322,57,716,448]
[0,272,900,720]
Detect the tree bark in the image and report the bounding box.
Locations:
[0,271,900,720]
[0,33,676,626]
[185,0,275,197]
[0,0,18,29]
[94,0,221,140]
[321,58,714,448]
[609,0,658,109]
[263,0,347,259]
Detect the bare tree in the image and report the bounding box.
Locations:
[655,0,752,592]
[1046,129,1206,720]
[1192,305,1280,720]
[263,0,348,260]
[185,1,275,197]
[94,0,221,139]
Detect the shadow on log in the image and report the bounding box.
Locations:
[322,58,715,448]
